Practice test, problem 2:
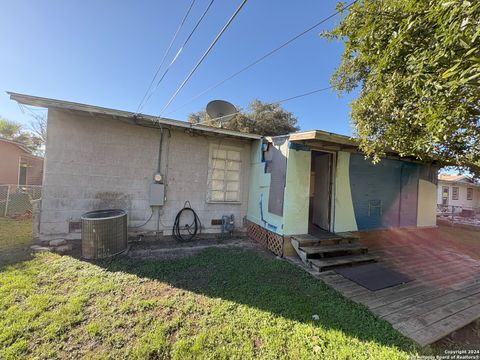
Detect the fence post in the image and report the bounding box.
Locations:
[4,185,10,217]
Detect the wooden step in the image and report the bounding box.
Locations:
[309,254,377,272]
[291,234,358,247]
[299,243,368,257]
[336,232,359,240]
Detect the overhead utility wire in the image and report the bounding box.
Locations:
[193,85,333,126]
[167,0,357,116]
[158,0,249,117]
[138,0,216,113]
[136,0,197,114]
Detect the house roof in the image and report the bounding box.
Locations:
[438,174,467,181]
[0,137,33,155]
[289,130,357,148]
[287,130,443,166]
[7,92,262,140]
[438,173,476,183]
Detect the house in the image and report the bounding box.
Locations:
[437,173,480,213]
[8,92,259,240]
[8,92,438,246]
[246,131,438,256]
[0,137,44,185]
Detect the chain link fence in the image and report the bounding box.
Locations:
[437,204,480,215]
[0,185,42,218]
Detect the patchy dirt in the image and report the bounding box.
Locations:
[437,216,480,231]
[127,236,261,260]
[433,319,480,349]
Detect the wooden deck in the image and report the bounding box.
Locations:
[287,227,480,346]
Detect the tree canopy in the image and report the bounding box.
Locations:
[0,117,44,154]
[188,99,299,136]
[324,0,480,174]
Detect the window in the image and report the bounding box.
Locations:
[452,187,459,200]
[208,145,242,202]
[19,163,27,185]
[467,187,473,200]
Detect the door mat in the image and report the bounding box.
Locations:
[335,263,412,291]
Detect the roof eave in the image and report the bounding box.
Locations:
[289,130,357,147]
[7,91,262,140]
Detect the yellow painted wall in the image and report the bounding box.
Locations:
[283,148,311,235]
[246,140,284,234]
[417,179,437,227]
[333,152,358,232]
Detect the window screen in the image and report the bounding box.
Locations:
[452,187,459,200]
[208,146,241,202]
[467,188,473,200]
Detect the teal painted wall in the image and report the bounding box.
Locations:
[246,140,284,234]
[247,140,437,236]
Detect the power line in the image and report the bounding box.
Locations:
[136,0,197,114]
[168,0,357,116]
[138,0,216,113]
[158,0,249,116]
[18,104,46,122]
[193,85,333,126]
[273,85,333,104]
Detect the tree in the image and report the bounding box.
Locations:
[188,99,299,136]
[324,0,480,174]
[0,117,44,155]
[0,118,22,139]
[28,113,47,144]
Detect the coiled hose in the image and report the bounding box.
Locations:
[172,201,201,241]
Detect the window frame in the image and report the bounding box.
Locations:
[18,162,28,186]
[452,186,459,200]
[467,187,473,201]
[206,143,243,204]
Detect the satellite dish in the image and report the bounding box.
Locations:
[206,100,237,124]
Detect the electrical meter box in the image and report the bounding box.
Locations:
[149,183,165,206]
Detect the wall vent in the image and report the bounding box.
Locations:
[69,221,82,233]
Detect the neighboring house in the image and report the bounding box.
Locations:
[0,137,44,185]
[437,173,480,212]
[8,92,438,243]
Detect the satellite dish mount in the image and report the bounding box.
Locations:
[206,100,237,127]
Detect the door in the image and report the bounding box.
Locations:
[442,187,449,206]
[311,152,332,231]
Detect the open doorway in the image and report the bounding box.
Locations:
[309,151,334,234]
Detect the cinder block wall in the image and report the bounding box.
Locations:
[40,109,251,240]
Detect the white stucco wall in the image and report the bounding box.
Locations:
[283,147,311,235]
[40,109,251,240]
[417,179,437,227]
[333,151,358,232]
[437,180,480,210]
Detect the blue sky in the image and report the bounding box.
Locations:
[0,0,357,135]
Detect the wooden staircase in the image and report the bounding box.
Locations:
[291,232,376,272]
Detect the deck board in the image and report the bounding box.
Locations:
[408,303,480,346]
[394,291,480,336]
[285,228,480,346]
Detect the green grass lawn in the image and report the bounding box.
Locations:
[0,218,33,266]
[0,219,423,359]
